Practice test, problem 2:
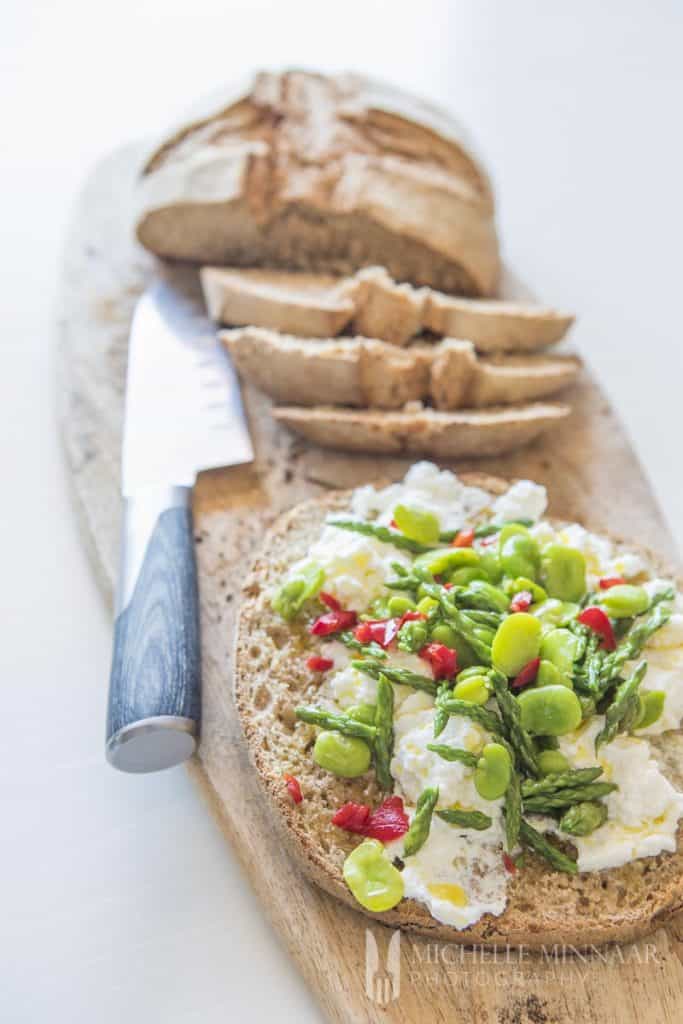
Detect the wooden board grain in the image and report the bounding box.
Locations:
[57,143,683,1024]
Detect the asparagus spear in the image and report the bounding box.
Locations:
[432,681,451,738]
[436,808,492,831]
[426,743,479,768]
[521,766,603,798]
[595,660,648,750]
[559,801,608,837]
[351,658,438,696]
[504,769,523,852]
[519,819,578,874]
[489,670,539,778]
[437,696,503,735]
[339,632,387,659]
[327,517,434,553]
[403,787,439,856]
[373,674,394,791]
[295,706,377,741]
[523,781,618,813]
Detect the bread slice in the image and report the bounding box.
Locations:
[205,264,574,353]
[234,476,683,947]
[221,327,580,411]
[423,292,575,352]
[136,70,500,296]
[272,403,570,457]
[200,267,355,337]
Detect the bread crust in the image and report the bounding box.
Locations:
[234,474,683,947]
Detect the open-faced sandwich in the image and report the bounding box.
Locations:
[235,463,683,945]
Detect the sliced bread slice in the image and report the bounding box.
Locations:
[272,402,570,457]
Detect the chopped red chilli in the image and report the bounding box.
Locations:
[578,606,616,651]
[452,528,475,548]
[331,801,371,833]
[510,590,533,613]
[310,609,357,636]
[419,642,458,680]
[354,618,400,648]
[502,852,517,874]
[599,576,626,590]
[319,591,342,611]
[306,656,334,672]
[333,797,409,842]
[511,657,541,690]
[283,773,303,804]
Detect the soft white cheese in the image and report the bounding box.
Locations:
[350,461,491,531]
[291,525,411,610]
[386,815,508,929]
[549,717,683,871]
[318,649,425,711]
[491,480,548,524]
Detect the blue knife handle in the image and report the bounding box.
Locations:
[106,486,200,772]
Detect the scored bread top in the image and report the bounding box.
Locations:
[234,473,683,947]
[136,70,500,296]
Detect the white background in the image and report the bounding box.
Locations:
[2,2,682,1021]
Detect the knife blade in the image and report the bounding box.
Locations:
[106,276,253,773]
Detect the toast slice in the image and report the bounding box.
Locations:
[204,265,574,353]
[234,476,683,947]
[272,402,570,457]
[221,327,580,410]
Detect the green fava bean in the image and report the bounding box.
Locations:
[430,622,458,648]
[537,749,570,775]
[507,576,548,603]
[343,839,405,912]
[393,504,440,545]
[477,547,504,583]
[499,527,541,581]
[635,690,666,730]
[272,561,324,620]
[347,703,377,725]
[601,584,650,619]
[474,742,512,800]
[387,595,416,617]
[450,567,489,586]
[461,580,510,613]
[541,545,587,603]
[536,659,570,688]
[492,613,542,676]
[313,731,371,777]
[453,675,491,705]
[540,628,580,677]
[531,599,580,627]
[517,685,583,736]
[413,547,480,575]
[417,595,439,614]
[456,665,491,682]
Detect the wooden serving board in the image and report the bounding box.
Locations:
[58,143,683,1024]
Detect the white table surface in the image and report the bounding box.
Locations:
[2,2,683,1021]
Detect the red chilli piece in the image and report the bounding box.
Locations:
[319,591,342,611]
[419,642,458,680]
[599,576,626,591]
[502,852,517,875]
[578,606,616,651]
[390,519,399,530]
[310,609,357,636]
[331,801,371,834]
[362,796,410,842]
[398,610,427,627]
[283,774,303,804]
[510,590,533,613]
[306,655,334,672]
[511,657,541,690]
[452,528,475,548]
[354,618,400,649]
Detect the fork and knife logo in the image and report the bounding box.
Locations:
[365,929,401,1005]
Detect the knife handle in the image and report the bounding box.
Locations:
[106,485,201,772]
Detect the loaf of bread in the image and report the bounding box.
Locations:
[137,70,500,296]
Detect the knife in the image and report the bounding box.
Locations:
[106,276,253,773]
